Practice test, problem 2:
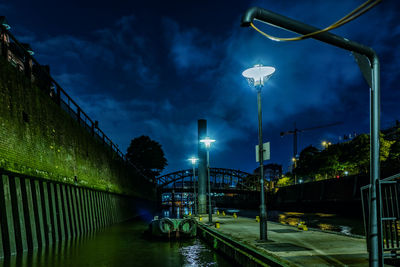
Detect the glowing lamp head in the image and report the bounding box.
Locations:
[0,16,10,30]
[242,64,275,88]
[292,157,296,162]
[200,137,215,148]
[188,157,199,165]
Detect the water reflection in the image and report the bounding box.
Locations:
[180,239,218,267]
[0,221,230,267]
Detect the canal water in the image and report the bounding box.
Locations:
[0,219,231,267]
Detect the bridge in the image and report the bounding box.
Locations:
[156,167,258,191]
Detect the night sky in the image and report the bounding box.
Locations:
[2,1,400,175]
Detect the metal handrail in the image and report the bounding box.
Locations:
[361,173,400,261]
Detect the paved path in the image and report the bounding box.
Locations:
[198,215,369,266]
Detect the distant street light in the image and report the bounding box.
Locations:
[322,141,332,149]
[242,64,275,240]
[200,137,215,224]
[188,157,199,216]
[292,157,298,185]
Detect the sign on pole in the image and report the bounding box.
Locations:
[255,142,270,162]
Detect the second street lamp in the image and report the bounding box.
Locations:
[188,157,199,216]
[200,137,215,224]
[242,64,275,240]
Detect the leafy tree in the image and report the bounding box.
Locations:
[382,140,400,177]
[126,135,167,180]
[276,176,293,187]
[295,145,320,179]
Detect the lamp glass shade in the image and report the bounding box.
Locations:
[188,157,199,165]
[242,64,275,87]
[200,137,215,148]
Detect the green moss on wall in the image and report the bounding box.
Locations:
[0,58,154,200]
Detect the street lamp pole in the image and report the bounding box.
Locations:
[206,148,212,223]
[200,137,215,224]
[193,163,197,216]
[256,86,267,240]
[243,64,275,240]
[188,157,199,216]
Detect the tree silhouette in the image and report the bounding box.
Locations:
[126,135,167,180]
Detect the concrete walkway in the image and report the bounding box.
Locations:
[198,215,369,267]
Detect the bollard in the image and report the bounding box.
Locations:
[222,211,226,216]
[256,216,260,222]
[216,210,220,215]
[189,212,191,216]
[297,221,308,231]
[199,216,203,221]
[215,222,220,228]
[233,213,237,219]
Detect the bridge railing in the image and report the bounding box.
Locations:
[156,168,256,190]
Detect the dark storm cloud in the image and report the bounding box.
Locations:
[163,18,221,71]
[19,14,159,95]
[160,0,400,172]
[4,0,400,174]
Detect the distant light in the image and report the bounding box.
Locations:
[322,141,332,148]
[292,157,296,162]
[188,157,199,165]
[200,137,215,148]
[298,179,303,183]
[242,64,275,87]
[336,175,340,179]
[344,171,349,176]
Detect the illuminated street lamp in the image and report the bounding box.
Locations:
[292,157,298,185]
[200,137,215,224]
[188,157,199,216]
[242,64,275,240]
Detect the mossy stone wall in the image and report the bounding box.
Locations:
[0,58,154,200]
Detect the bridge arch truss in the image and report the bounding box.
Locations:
[156,167,256,190]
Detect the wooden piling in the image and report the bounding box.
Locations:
[31,180,46,247]
[40,181,53,246]
[21,177,38,251]
[48,183,59,242]
[0,175,17,255]
[9,177,28,253]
